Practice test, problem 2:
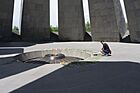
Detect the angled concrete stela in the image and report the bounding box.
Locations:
[0,0,14,41]
[58,0,85,41]
[0,0,140,42]
[124,0,140,42]
[21,0,50,42]
[113,0,128,39]
[89,0,121,42]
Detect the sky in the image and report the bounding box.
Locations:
[12,0,127,30]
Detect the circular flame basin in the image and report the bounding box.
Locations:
[14,49,92,64]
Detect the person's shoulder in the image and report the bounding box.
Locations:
[103,43,108,45]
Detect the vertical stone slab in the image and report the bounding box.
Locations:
[88,0,120,42]
[22,0,50,42]
[124,0,140,42]
[58,0,85,41]
[113,0,128,39]
[0,0,14,41]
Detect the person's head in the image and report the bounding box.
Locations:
[100,41,104,44]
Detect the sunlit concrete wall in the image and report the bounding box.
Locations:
[21,0,50,42]
[0,0,14,41]
[1,0,139,43]
[113,0,128,39]
[88,0,120,42]
[58,0,85,41]
[124,0,140,42]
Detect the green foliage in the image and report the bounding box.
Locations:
[12,26,20,35]
[85,21,91,32]
[50,22,91,32]
[50,25,58,32]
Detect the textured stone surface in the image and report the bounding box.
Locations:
[113,0,128,39]
[88,0,120,42]
[0,0,14,41]
[58,0,85,41]
[124,0,140,42]
[1,42,140,93]
[21,0,50,42]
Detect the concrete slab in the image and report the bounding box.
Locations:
[12,62,140,93]
[58,0,85,41]
[124,0,140,42]
[0,42,140,62]
[0,0,14,41]
[88,0,120,41]
[0,64,63,93]
[0,57,42,79]
[0,42,140,92]
[23,42,140,63]
[21,0,50,42]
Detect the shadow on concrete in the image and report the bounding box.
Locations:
[0,33,22,42]
[0,42,36,47]
[120,34,140,44]
[0,48,24,55]
[12,61,140,93]
[49,32,92,42]
[11,33,22,42]
[84,32,92,41]
[0,33,36,47]
[120,34,131,43]
[20,32,59,44]
[50,32,60,42]
[0,57,43,79]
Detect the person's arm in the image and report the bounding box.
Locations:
[109,49,111,54]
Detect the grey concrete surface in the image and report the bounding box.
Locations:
[0,42,140,93]
[58,0,85,41]
[0,0,14,41]
[0,64,63,93]
[113,0,128,39]
[12,62,140,93]
[21,0,50,42]
[0,48,23,55]
[0,42,140,62]
[88,0,120,41]
[0,0,139,43]
[23,42,140,62]
[124,0,140,42]
[14,49,91,62]
[0,57,42,79]
[0,42,35,47]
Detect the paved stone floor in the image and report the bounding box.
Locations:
[0,42,140,93]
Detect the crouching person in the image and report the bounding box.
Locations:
[100,41,111,56]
